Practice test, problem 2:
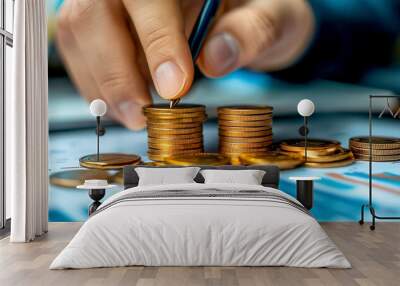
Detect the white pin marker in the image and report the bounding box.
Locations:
[297,99,315,162]
[90,99,107,161]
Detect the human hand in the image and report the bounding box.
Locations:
[56,0,314,130]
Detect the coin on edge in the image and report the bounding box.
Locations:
[239,153,304,170]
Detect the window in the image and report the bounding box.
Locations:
[1,0,14,231]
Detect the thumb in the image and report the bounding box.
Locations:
[198,2,281,77]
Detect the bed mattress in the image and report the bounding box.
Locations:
[50,183,350,269]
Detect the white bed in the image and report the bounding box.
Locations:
[50,180,350,269]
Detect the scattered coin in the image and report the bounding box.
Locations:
[280,139,340,156]
[305,148,354,163]
[79,153,142,170]
[50,169,111,188]
[239,152,304,170]
[305,157,355,168]
[165,153,231,166]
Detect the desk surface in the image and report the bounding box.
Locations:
[49,113,400,222]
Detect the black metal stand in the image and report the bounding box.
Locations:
[359,95,400,230]
[88,188,105,216]
[296,180,313,210]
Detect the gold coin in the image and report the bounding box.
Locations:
[144,104,205,113]
[219,136,273,143]
[239,153,304,170]
[219,125,271,132]
[305,157,355,168]
[350,146,400,156]
[354,154,400,162]
[148,136,203,145]
[220,141,272,148]
[220,146,271,154]
[147,116,207,124]
[306,148,354,163]
[280,139,340,154]
[79,153,141,169]
[229,156,242,165]
[218,113,272,122]
[143,161,169,166]
[50,169,111,188]
[165,153,231,166]
[149,142,203,150]
[219,119,272,127]
[147,126,202,135]
[145,111,206,119]
[148,132,203,140]
[147,121,201,129]
[219,129,272,138]
[80,161,142,170]
[148,148,203,155]
[218,105,273,115]
[349,136,400,150]
[148,151,202,162]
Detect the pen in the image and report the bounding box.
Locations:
[170,0,221,108]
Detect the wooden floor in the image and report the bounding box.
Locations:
[0,223,399,286]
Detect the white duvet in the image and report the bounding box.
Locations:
[50,183,350,269]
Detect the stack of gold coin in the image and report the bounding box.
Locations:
[144,104,207,162]
[218,106,273,164]
[280,139,355,168]
[349,136,400,162]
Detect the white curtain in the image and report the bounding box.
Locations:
[8,0,48,242]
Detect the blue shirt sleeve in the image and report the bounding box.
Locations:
[272,0,400,82]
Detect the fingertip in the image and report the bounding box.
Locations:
[154,60,194,100]
[198,32,240,78]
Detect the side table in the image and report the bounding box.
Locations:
[289,177,321,210]
[77,180,115,215]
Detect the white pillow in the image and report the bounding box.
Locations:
[136,167,200,186]
[200,169,266,185]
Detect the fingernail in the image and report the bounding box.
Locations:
[204,32,239,75]
[154,61,186,99]
[118,101,146,131]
